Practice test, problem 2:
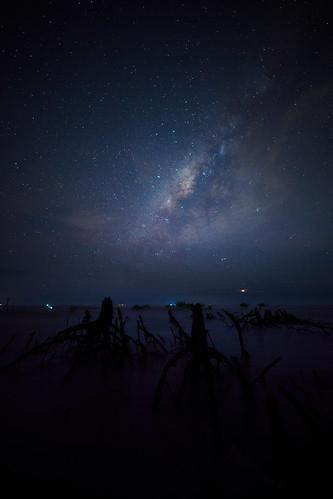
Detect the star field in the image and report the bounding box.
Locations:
[0,1,332,304]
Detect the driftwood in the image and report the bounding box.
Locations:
[223,309,249,358]
[168,308,189,345]
[0,298,135,371]
[217,306,333,337]
[153,304,230,410]
[237,307,333,333]
[136,315,168,354]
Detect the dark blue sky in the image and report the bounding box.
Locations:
[1,1,332,305]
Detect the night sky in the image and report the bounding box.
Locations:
[1,1,332,305]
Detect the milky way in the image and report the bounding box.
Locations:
[0,1,332,304]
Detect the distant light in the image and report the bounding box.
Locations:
[46,303,54,310]
[169,302,176,307]
[240,288,248,294]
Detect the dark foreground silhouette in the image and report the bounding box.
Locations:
[0,298,332,498]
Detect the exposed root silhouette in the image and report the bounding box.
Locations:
[153,304,232,448]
